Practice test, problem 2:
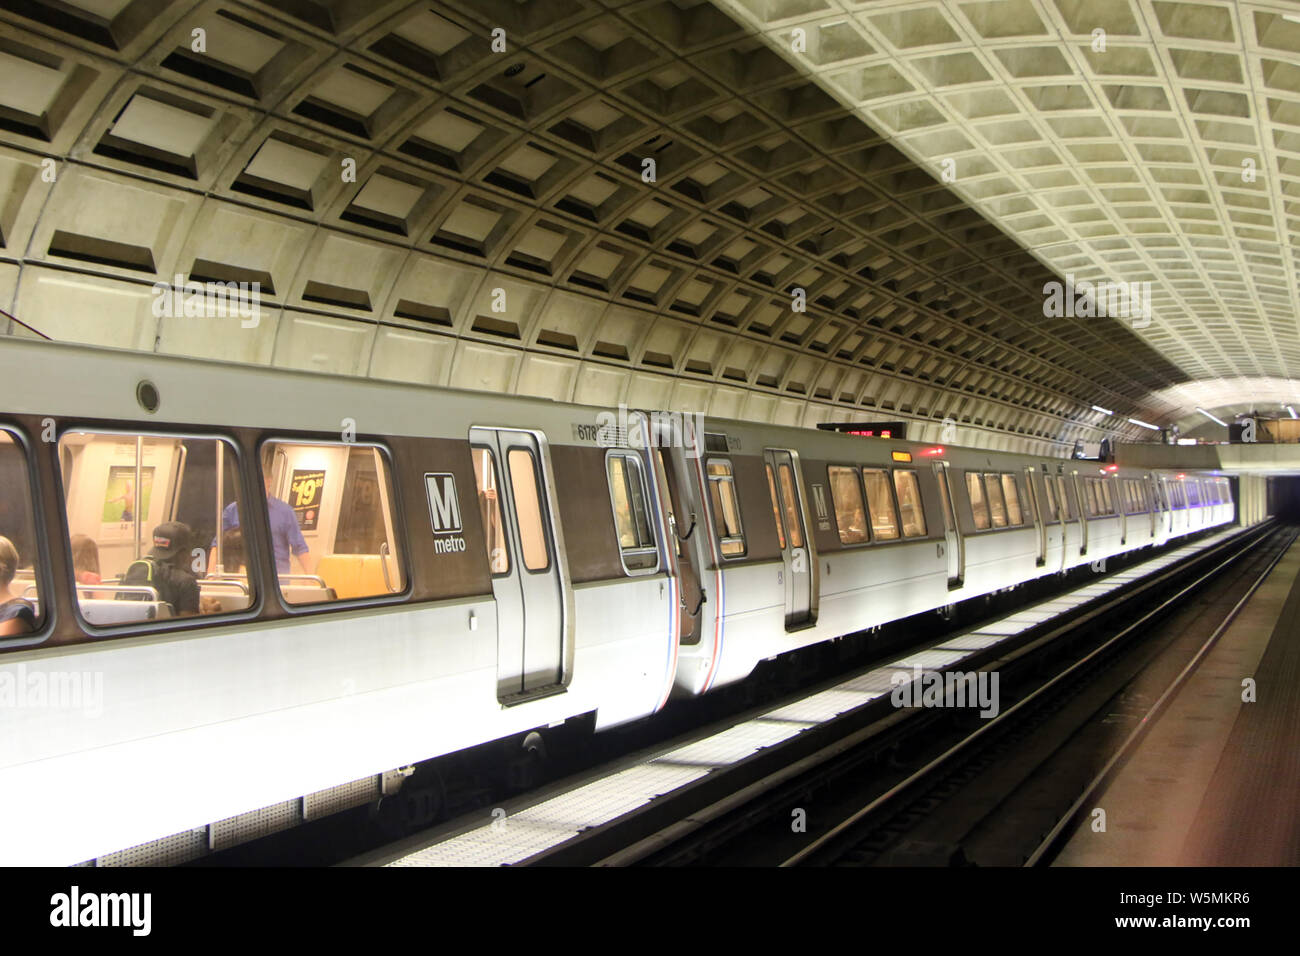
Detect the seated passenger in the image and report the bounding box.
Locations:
[0,535,36,636]
[122,521,203,617]
[71,533,101,585]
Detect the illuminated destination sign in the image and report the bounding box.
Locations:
[816,421,908,440]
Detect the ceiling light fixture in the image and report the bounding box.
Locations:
[1127,418,1159,430]
[1196,407,1226,426]
[1091,405,1113,415]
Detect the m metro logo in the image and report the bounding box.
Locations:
[425,473,468,554]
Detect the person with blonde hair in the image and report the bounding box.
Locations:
[0,535,36,636]
[70,533,101,585]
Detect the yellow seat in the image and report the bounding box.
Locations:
[315,554,394,600]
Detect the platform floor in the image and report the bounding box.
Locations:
[1055,535,1300,866]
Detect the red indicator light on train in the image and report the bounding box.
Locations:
[920,446,945,456]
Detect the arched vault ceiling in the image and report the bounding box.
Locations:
[714,0,1300,412]
[0,0,1280,452]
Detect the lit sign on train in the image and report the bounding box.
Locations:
[425,473,468,554]
[289,469,325,531]
[816,421,908,440]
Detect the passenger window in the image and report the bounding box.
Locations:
[0,429,43,638]
[828,466,868,544]
[1102,481,1115,514]
[966,471,991,530]
[1043,476,1058,520]
[1000,474,1022,525]
[861,468,899,540]
[57,431,252,624]
[1186,480,1200,508]
[766,464,786,550]
[706,460,745,556]
[507,448,551,572]
[473,447,509,574]
[983,474,1008,528]
[777,464,804,550]
[1057,477,1073,520]
[893,470,927,538]
[607,453,658,573]
[1084,480,1099,517]
[261,442,405,604]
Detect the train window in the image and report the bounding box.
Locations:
[983,474,1008,528]
[777,464,804,550]
[893,470,927,538]
[1100,481,1115,515]
[1000,475,1023,525]
[474,448,509,575]
[1057,477,1073,520]
[1083,480,1099,518]
[508,449,551,572]
[706,460,745,556]
[828,466,868,544]
[607,453,659,573]
[57,431,253,624]
[0,429,43,638]
[765,464,786,550]
[1043,475,1059,520]
[861,469,899,540]
[1186,480,1200,508]
[261,441,406,604]
[966,472,991,530]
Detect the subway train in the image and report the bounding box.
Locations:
[0,339,1235,865]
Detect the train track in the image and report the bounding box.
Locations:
[685,521,1293,868]
[347,521,1276,867]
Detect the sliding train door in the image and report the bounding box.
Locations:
[650,420,706,645]
[1024,467,1046,566]
[932,461,963,587]
[763,448,816,629]
[469,427,569,703]
[1070,471,1088,555]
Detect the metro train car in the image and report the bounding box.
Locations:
[0,339,1234,865]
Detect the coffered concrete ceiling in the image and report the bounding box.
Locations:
[1,0,1293,451]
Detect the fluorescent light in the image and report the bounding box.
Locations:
[1177,438,1197,445]
[1285,14,1300,24]
[1091,405,1113,415]
[1127,417,1159,430]
[1289,406,1297,420]
[1196,407,1226,426]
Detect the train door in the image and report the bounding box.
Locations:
[1164,478,1175,538]
[763,448,816,629]
[932,461,963,587]
[1070,472,1088,555]
[650,421,706,645]
[469,427,569,703]
[1144,475,1156,539]
[1024,467,1046,566]
[1116,478,1127,545]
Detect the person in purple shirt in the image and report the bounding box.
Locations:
[212,466,312,575]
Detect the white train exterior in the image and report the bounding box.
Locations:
[0,340,1235,865]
